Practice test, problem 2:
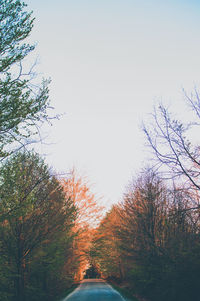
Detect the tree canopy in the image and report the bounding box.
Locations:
[0,0,50,159]
[0,151,77,301]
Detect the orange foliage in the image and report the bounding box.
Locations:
[90,205,124,279]
[61,170,104,280]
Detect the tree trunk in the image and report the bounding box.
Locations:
[15,259,25,301]
[15,234,25,301]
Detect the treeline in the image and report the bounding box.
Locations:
[2,1,200,301]
[0,152,77,301]
[90,95,200,301]
[0,1,100,300]
[0,152,99,301]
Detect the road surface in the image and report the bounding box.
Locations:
[62,279,127,301]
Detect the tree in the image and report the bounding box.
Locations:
[62,170,103,281]
[88,165,200,300]
[90,205,123,281]
[118,170,168,282]
[118,169,200,301]
[0,0,51,159]
[62,170,102,227]
[143,89,200,200]
[0,151,76,301]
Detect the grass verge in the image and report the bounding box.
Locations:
[110,282,139,301]
[57,283,79,301]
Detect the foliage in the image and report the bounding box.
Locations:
[90,206,123,280]
[90,168,200,301]
[0,151,77,301]
[0,0,51,159]
[1,3,200,299]
[62,170,103,281]
[0,1,81,300]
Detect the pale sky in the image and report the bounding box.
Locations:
[25,0,200,208]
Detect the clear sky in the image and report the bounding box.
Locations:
[25,0,200,208]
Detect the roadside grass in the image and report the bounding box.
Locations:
[57,283,79,301]
[110,283,139,301]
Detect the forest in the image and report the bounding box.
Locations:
[1,1,200,300]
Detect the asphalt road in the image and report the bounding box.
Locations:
[62,279,126,301]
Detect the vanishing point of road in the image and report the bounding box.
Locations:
[62,279,128,301]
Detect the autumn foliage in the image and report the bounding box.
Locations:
[61,170,103,281]
[1,1,200,301]
[89,170,200,301]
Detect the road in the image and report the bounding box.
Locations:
[62,279,127,301]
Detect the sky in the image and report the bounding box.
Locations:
[25,0,200,208]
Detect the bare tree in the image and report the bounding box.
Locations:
[143,89,200,200]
